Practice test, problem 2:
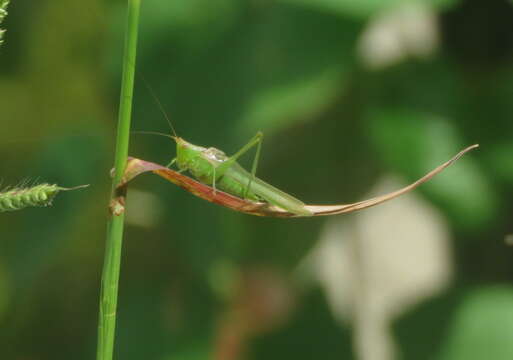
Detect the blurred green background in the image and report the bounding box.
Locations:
[1,0,513,359]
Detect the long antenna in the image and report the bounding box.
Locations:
[139,73,178,137]
[132,130,175,139]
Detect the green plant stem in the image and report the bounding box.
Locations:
[97,1,141,360]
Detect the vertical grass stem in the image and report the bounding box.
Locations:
[97,1,141,360]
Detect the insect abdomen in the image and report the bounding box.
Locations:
[217,176,261,202]
[224,164,313,216]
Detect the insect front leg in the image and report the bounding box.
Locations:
[166,158,177,168]
[167,157,186,174]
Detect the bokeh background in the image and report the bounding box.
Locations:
[1,0,513,359]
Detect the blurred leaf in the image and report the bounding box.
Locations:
[166,345,210,360]
[367,109,498,230]
[357,2,440,69]
[394,289,461,360]
[0,263,9,318]
[140,0,241,52]
[438,286,513,360]
[487,143,513,185]
[239,67,341,134]
[237,6,360,135]
[250,288,353,359]
[277,0,459,19]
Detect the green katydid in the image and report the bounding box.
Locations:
[135,79,477,218]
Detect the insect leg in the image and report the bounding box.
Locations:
[166,158,177,168]
[215,132,263,179]
[212,164,217,195]
[243,132,262,198]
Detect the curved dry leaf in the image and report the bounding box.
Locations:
[120,144,478,218]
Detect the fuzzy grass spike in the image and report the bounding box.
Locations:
[0,0,9,45]
[0,183,88,212]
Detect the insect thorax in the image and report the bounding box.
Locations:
[202,147,228,164]
[177,146,228,184]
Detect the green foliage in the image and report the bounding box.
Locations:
[438,286,513,360]
[278,0,459,18]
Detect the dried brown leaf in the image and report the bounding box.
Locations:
[119,144,478,217]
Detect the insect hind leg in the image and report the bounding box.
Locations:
[214,131,263,196]
[243,132,262,198]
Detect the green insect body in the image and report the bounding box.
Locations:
[173,136,313,216]
[0,183,59,212]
